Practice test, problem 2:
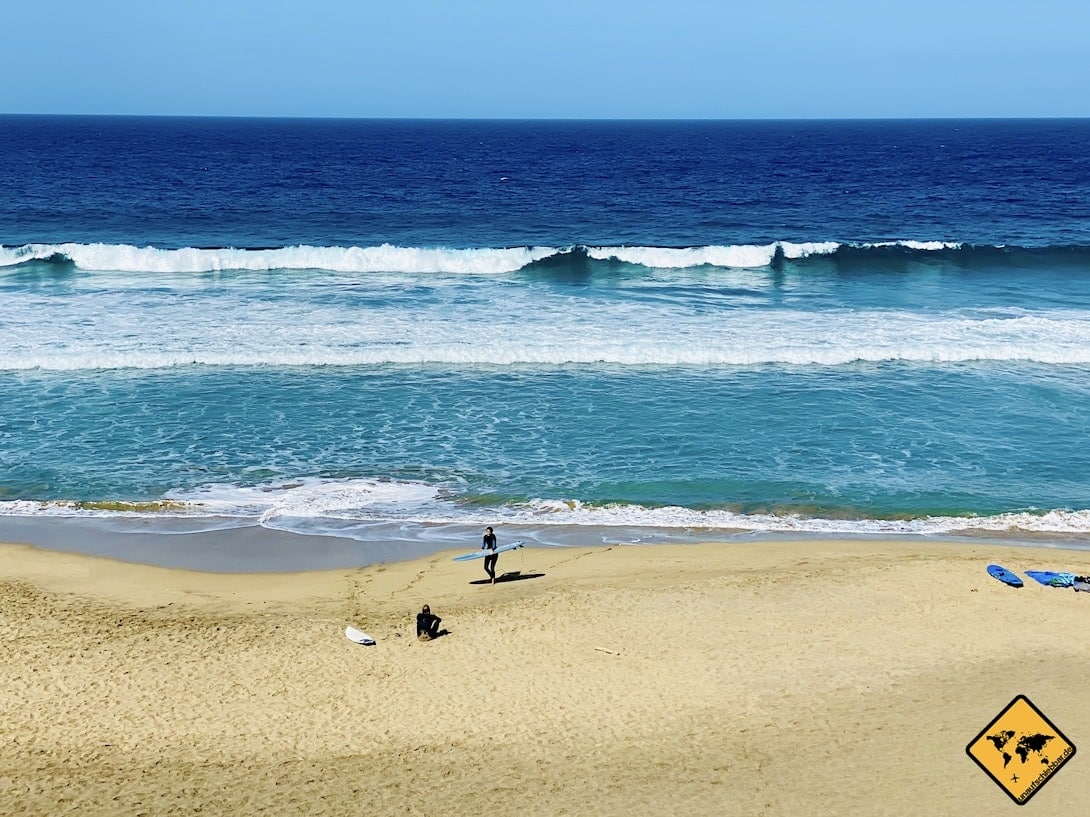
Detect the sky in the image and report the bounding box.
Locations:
[3,0,1088,119]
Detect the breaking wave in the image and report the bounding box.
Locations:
[6,239,1083,276]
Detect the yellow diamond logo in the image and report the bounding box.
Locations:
[966,695,1076,805]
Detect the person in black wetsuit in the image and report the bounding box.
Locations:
[416,604,442,640]
[482,526,498,584]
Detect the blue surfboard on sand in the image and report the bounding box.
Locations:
[453,540,525,562]
[987,564,1023,587]
[1025,570,1076,587]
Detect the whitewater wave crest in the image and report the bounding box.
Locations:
[0,239,984,274]
[0,242,560,275]
[585,241,842,268]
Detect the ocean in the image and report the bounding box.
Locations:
[2,116,1090,569]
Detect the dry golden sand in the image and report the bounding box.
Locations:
[2,538,1090,816]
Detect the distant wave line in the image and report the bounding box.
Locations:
[7,342,1090,371]
[5,239,1084,275]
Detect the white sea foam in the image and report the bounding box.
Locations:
[778,241,842,258]
[5,306,1090,370]
[586,244,781,268]
[168,478,448,521]
[874,240,961,252]
[0,239,965,275]
[515,499,1090,536]
[2,238,1082,372]
[4,478,1090,537]
[586,241,846,268]
[0,243,560,274]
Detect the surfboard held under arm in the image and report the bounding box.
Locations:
[452,540,525,562]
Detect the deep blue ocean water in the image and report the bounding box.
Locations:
[3,116,1090,562]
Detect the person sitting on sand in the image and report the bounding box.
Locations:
[416,604,442,641]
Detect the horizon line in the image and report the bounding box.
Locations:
[2,112,1089,123]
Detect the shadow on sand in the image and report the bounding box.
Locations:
[418,628,450,641]
[469,570,546,586]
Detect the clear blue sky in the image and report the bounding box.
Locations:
[4,0,1088,118]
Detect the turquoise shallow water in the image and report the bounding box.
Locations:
[3,361,1090,542]
[3,117,1090,562]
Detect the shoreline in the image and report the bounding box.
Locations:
[3,514,1089,574]
[4,536,1090,815]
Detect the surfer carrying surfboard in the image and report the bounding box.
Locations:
[483,526,498,584]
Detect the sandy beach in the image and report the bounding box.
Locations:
[3,537,1089,816]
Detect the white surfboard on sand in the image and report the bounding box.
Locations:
[345,626,376,645]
